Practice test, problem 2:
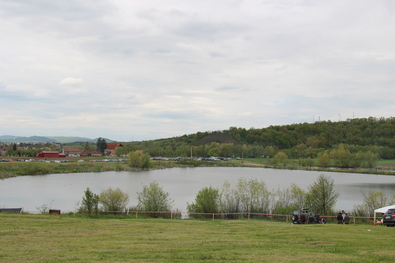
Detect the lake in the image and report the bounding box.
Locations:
[1,167,395,213]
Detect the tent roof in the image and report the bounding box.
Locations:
[374,205,395,214]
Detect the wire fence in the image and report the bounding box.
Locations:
[15,210,381,225]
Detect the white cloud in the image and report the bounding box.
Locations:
[0,0,394,141]
[60,77,83,86]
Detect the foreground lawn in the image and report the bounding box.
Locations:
[0,214,394,262]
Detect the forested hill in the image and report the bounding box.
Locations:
[228,117,395,149]
[137,117,395,159]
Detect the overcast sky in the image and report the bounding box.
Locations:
[1,0,394,141]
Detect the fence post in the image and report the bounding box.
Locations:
[136,211,138,219]
[248,212,250,220]
[171,212,173,220]
[212,213,215,220]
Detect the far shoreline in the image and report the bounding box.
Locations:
[1,157,395,179]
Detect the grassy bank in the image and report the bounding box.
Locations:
[0,213,393,262]
[1,158,395,179]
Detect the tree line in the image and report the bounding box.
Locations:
[78,175,394,219]
[114,117,395,162]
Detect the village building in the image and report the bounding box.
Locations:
[37,151,66,158]
[62,147,83,157]
[105,143,124,156]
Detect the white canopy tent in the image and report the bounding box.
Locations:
[374,205,395,222]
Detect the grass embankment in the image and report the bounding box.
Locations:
[1,158,395,179]
[0,213,393,262]
[0,160,177,179]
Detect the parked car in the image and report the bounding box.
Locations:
[292,209,316,224]
[383,209,395,227]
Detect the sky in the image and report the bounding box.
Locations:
[1,0,394,142]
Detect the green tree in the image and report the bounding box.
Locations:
[218,181,240,218]
[317,152,330,167]
[236,178,270,213]
[137,182,174,217]
[96,137,107,154]
[271,183,307,214]
[289,183,307,209]
[351,191,389,217]
[187,186,219,218]
[80,187,99,215]
[330,144,352,168]
[99,187,129,213]
[116,145,137,157]
[128,151,151,169]
[305,174,339,215]
[83,142,92,152]
[273,151,289,166]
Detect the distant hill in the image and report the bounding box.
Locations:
[0,135,113,143]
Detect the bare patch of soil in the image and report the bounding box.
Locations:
[307,242,336,246]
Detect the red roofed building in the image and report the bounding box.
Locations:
[37,151,66,158]
[105,143,124,156]
[62,147,83,157]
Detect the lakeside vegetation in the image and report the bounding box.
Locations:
[1,157,395,180]
[1,213,394,262]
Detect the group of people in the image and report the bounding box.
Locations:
[337,210,350,224]
[297,212,326,224]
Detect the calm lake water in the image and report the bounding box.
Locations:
[1,167,395,213]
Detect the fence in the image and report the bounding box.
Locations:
[18,210,379,224]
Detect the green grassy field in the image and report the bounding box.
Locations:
[1,213,394,262]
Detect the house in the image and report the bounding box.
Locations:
[90,151,103,157]
[105,143,124,156]
[37,151,66,158]
[62,147,83,157]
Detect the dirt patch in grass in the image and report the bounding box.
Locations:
[307,242,336,246]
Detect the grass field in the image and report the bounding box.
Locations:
[1,213,394,262]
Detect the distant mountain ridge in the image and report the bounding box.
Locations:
[0,135,113,143]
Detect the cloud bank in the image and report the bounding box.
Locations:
[1,0,394,141]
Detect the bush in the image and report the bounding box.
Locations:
[128,151,151,169]
[137,182,173,218]
[99,187,130,213]
[187,186,219,219]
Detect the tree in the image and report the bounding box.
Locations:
[137,182,173,217]
[187,186,219,218]
[305,174,339,215]
[83,142,92,152]
[218,181,240,218]
[317,152,330,167]
[330,144,352,168]
[272,152,289,166]
[236,178,270,213]
[128,151,151,169]
[96,137,107,154]
[271,183,307,214]
[80,187,99,215]
[351,191,389,217]
[99,187,129,213]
